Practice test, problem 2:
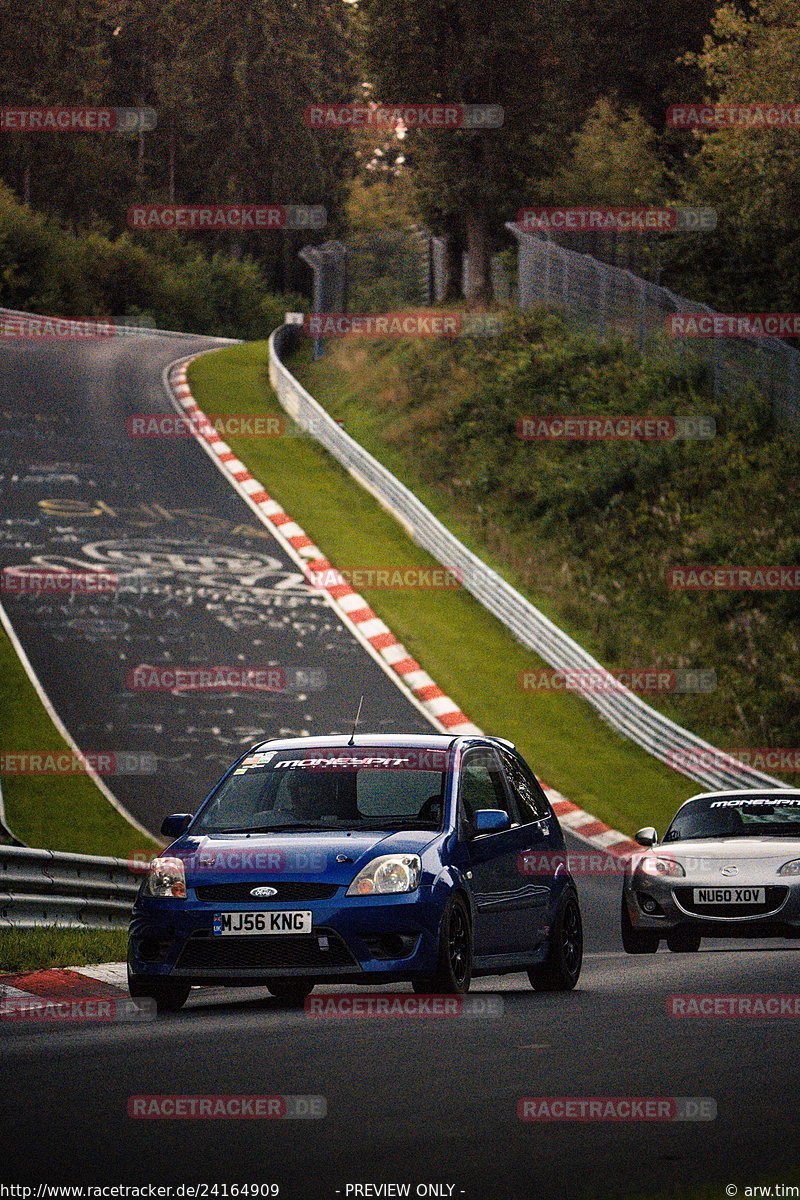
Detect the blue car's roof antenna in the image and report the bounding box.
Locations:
[347,695,364,746]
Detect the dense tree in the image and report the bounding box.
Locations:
[665,0,800,310]
[0,0,357,292]
[357,0,551,302]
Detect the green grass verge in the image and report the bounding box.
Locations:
[188,342,693,836]
[0,927,127,975]
[0,622,159,855]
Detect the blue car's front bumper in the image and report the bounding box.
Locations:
[129,885,446,985]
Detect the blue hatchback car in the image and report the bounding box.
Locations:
[128,734,583,1010]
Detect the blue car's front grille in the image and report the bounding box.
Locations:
[194,881,339,903]
[174,928,357,971]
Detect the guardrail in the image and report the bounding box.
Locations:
[268,323,785,794]
[0,306,240,343]
[0,847,140,928]
[0,775,24,846]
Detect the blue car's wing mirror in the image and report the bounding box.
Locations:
[160,813,193,838]
[472,809,511,836]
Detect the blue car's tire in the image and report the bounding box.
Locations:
[528,892,583,991]
[412,893,472,994]
[128,971,190,1013]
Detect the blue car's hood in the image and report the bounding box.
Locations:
[172,828,441,888]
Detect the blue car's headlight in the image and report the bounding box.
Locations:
[346,854,421,896]
[143,856,186,898]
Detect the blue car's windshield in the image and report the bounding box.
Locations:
[194,746,450,834]
[664,794,800,841]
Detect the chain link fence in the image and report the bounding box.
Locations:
[507,223,800,432]
[296,224,798,428]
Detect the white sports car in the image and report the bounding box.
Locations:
[621,788,800,953]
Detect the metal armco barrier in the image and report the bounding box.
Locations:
[269,323,785,793]
[0,846,141,928]
[0,306,240,343]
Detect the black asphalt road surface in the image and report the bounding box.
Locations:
[0,333,431,831]
[1,333,798,1198]
[2,862,799,1197]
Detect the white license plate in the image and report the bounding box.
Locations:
[213,910,312,936]
[692,887,765,905]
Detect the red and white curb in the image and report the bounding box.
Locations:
[166,359,639,861]
[0,964,129,1015]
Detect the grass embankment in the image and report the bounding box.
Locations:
[0,622,159,856]
[0,928,128,975]
[293,313,799,776]
[188,341,692,836]
[295,314,798,761]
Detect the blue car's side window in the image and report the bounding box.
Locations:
[458,749,518,834]
[500,751,550,824]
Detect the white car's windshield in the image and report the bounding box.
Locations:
[194,746,449,834]
[664,795,800,841]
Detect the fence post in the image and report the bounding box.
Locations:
[298,240,349,360]
[596,258,608,336]
[789,348,799,432]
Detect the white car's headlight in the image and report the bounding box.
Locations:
[639,855,685,878]
[143,856,186,898]
[778,859,800,876]
[346,854,421,896]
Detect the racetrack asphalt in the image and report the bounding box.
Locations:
[0,333,431,833]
